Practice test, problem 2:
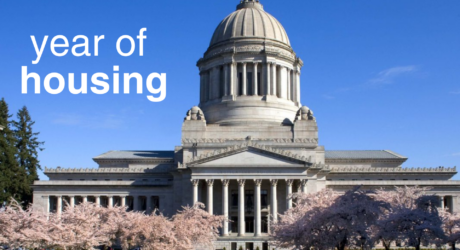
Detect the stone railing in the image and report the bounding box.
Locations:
[44,166,172,174]
[182,137,318,144]
[330,166,457,173]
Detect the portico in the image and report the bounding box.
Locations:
[191,178,307,237]
[187,141,314,237]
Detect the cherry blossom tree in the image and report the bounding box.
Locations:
[272,187,388,250]
[172,202,225,250]
[0,199,57,249]
[1,199,224,250]
[440,209,460,250]
[372,186,431,250]
[325,187,388,250]
[386,195,445,250]
[271,188,340,250]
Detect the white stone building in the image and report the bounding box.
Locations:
[33,1,459,250]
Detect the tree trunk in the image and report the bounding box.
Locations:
[452,242,456,250]
[383,241,391,250]
[415,242,421,250]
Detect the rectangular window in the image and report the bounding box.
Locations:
[238,72,243,95]
[245,190,254,212]
[262,216,268,233]
[140,196,147,211]
[247,72,253,95]
[126,196,134,211]
[231,216,238,233]
[245,216,254,233]
[261,190,268,209]
[257,72,262,95]
[231,242,237,250]
[152,196,160,210]
[101,196,108,208]
[231,190,238,208]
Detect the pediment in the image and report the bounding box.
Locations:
[187,142,312,167]
[202,150,297,166]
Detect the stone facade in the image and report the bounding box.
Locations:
[33,1,460,250]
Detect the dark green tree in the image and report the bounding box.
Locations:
[0,98,23,204]
[13,106,44,205]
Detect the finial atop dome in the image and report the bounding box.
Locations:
[237,0,264,10]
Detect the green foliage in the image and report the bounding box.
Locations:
[256,247,260,250]
[0,99,44,206]
[239,246,243,250]
[13,106,44,205]
[0,98,21,204]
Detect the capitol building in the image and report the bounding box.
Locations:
[33,1,460,250]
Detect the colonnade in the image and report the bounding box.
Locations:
[47,195,160,215]
[192,178,308,237]
[200,62,301,103]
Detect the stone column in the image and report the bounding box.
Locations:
[56,196,62,215]
[279,66,287,99]
[271,63,277,96]
[286,179,294,210]
[82,196,88,203]
[440,196,445,209]
[192,179,199,204]
[224,64,229,96]
[206,71,211,101]
[206,179,214,215]
[222,179,230,236]
[231,62,236,96]
[242,63,247,95]
[270,179,278,222]
[121,196,126,207]
[287,69,291,100]
[108,196,113,208]
[215,67,221,99]
[253,63,258,96]
[254,179,262,236]
[238,179,246,236]
[210,68,215,100]
[265,63,271,95]
[133,195,139,211]
[95,196,101,206]
[69,196,75,207]
[296,71,301,103]
[44,196,50,215]
[301,179,308,193]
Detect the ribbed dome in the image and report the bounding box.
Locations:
[210,1,290,47]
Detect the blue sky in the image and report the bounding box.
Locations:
[0,0,459,180]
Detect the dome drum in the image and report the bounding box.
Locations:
[196,0,304,126]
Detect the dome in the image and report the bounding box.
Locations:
[210,0,290,47]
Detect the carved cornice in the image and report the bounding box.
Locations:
[201,45,296,63]
[182,138,318,144]
[186,141,313,166]
[44,166,174,174]
[329,166,457,174]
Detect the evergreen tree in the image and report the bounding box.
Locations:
[13,106,44,205]
[0,98,23,205]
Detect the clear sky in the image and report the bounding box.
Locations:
[0,0,459,180]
